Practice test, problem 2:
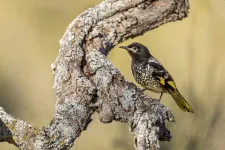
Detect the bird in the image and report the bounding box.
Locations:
[119,42,194,113]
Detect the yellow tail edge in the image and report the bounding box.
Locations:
[168,89,194,113]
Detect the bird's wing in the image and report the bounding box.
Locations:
[149,60,194,113]
[149,61,177,91]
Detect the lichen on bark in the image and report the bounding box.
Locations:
[0,0,189,149]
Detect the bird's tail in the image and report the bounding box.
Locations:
[168,89,194,113]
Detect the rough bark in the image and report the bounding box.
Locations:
[0,0,189,149]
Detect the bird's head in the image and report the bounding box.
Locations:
[119,42,151,61]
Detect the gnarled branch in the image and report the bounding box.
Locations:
[0,0,189,149]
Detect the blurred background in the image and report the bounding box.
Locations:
[0,0,224,149]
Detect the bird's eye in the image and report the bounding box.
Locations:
[133,47,137,50]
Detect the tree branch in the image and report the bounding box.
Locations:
[0,0,189,149]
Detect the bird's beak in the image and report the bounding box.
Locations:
[119,46,136,54]
[119,46,128,50]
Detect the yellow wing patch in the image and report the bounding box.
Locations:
[158,77,176,90]
[167,81,177,90]
[159,77,165,85]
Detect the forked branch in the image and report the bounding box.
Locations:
[0,0,189,149]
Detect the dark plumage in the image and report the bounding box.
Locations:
[120,42,194,113]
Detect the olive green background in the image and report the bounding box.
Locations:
[0,0,225,150]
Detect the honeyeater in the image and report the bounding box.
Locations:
[120,42,194,113]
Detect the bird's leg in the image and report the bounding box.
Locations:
[159,92,163,101]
